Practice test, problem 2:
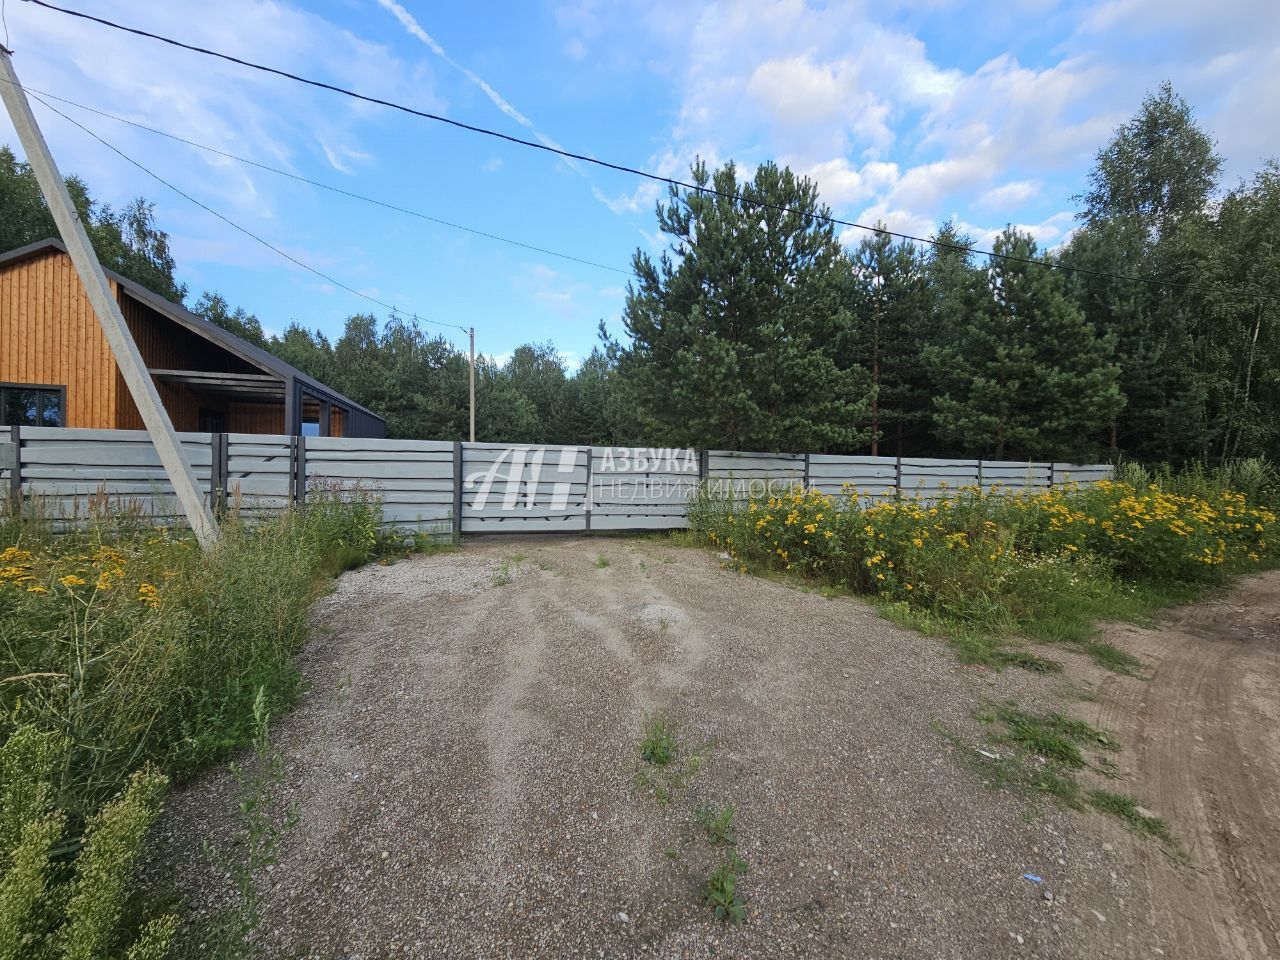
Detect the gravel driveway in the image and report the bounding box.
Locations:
[145,536,1276,959]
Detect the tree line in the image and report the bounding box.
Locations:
[2,83,1276,463]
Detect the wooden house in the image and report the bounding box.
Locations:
[0,238,385,438]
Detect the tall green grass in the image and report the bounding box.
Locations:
[0,488,384,956]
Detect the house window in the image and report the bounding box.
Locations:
[1,383,65,427]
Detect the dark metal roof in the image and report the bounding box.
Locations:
[0,238,385,422]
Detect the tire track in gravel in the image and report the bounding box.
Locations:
[1083,573,1280,960]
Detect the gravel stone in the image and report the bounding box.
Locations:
[139,541,1280,959]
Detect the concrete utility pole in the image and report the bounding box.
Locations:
[468,326,476,443]
[0,47,219,548]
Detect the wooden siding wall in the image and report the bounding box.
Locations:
[0,249,119,428]
[115,291,259,432]
[0,253,323,436]
[230,403,285,434]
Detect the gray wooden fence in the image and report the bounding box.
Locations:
[0,427,1112,535]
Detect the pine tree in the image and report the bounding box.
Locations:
[562,346,626,445]
[1061,222,1209,460]
[930,228,1123,460]
[617,159,870,452]
[503,343,570,442]
[846,227,930,455]
[919,222,986,455]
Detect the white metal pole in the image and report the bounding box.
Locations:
[468,326,476,443]
[0,48,218,547]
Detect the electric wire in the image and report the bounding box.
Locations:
[29,91,470,335]
[19,0,1214,294]
[0,78,631,276]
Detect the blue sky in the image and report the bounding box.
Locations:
[2,0,1277,366]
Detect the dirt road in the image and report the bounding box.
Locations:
[148,538,1280,959]
[1083,574,1280,959]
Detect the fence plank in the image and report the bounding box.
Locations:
[1,428,1114,532]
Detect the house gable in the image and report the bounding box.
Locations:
[0,240,385,437]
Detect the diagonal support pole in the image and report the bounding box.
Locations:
[0,47,218,547]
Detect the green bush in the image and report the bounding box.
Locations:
[690,475,1276,656]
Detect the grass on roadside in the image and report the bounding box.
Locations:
[0,487,392,956]
[687,468,1277,673]
[940,705,1181,855]
[1085,789,1175,844]
[976,701,1118,769]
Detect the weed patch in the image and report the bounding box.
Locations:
[688,477,1277,672]
[977,701,1118,769]
[634,717,710,807]
[639,717,676,768]
[1085,790,1175,845]
[695,804,736,846]
[944,704,1180,851]
[701,851,750,923]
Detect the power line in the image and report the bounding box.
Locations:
[28,92,470,335]
[20,0,1207,294]
[0,78,631,276]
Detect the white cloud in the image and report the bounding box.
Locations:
[749,56,895,154]
[569,0,1110,252]
[318,140,372,176]
[799,158,899,208]
[747,57,846,127]
[883,154,992,211]
[556,0,602,62]
[978,180,1041,209]
[375,0,540,136]
[1,0,436,275]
